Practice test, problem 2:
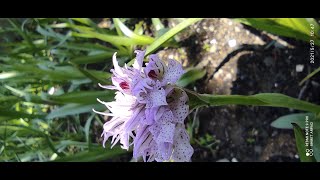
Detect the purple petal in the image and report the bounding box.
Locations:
[143,107,159,125]
[148,123,160,138]
[158,142,173,161]
[157,109,174,124]
[133,125,153,159]
[161,59,184,85]
[111,52,125,77]
[101,131,111,148]
[155,106,166,122]
[120,132,130,150]
[157,122,175,144]
[145,54,167,80]
[133,50,145,70]
[172,124,193,162]
[131,76,153,97]
[123,106,144,131]
[145,81,168,108]
[168,89,189,123]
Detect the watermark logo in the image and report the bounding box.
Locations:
[305,115,314,156]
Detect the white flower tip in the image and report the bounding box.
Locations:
[96,98,103,104]
[92,108,98,113]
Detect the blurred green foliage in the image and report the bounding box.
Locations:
[0,18,202,161]
[235,18,320,46]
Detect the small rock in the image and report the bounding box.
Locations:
[254,146,262,154]
[210,46,217,53]
[296,64,304,72]
[263,57,274,67]
[235,26,241,32]
[225,73,232,80]
[231,158,238,162]
[209,25,215,32]
[228,39,237,48]
[210,38,217,44]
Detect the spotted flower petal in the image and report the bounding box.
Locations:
[94,50,193,162]
[161,59,184,86]
[171,124,194,162]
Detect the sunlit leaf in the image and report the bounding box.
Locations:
[46,103,105,119]
[176,68,206,87]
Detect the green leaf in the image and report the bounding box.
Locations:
[113,18,154,44]
[70,18,108,34]
[44,135,64,157]
[53,146,126,162]
[176,68,206,87]
[70,63,111,84]
[185,90,320,113]
[0,71,19,79]
[152,18,165,31]
[234,18,320,46]
[128,18,203,66]
[299,67,320,86]
[46,103,105,119]
[84,114,94,144]
[271,113,320,129]
[7,19,36,50]
[36,25,66,41]
[71,29,151,47]
[60,42,118,52]
[0,124,47,137]
[55,140,99,149]
[69,52,115,64]
[48,91,114,104]
[292,123,316,162]
[4,85,46,104]
[0,95,20,103]
[253,93,320,113]
[145,18,202,55]
[0,109,45,120]
[71,18,96,27]
[183,89,210,112]
[11,64,86,81]
[86,70,111,83]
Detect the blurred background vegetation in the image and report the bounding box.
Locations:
[0,18,319,162]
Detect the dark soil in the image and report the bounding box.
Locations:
[93,18,320,162]
[158,18,320,162]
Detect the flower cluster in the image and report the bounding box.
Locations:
[93,50,193,162]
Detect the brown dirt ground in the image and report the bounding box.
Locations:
[157,18,320,162]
